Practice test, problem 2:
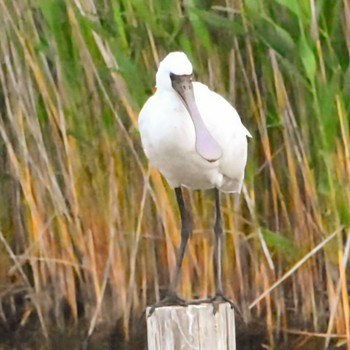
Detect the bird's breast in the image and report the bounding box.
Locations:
[139,94,197,158]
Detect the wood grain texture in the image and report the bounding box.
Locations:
[147,303,236,350]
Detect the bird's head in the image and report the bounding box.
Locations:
[155,52,222,162]
[156,52,193,91]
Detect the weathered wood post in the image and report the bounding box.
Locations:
[147,303,236,350]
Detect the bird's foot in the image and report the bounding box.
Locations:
[148,291,187,317]
[193,292,242,316]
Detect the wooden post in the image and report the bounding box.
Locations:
[147,303,236,350]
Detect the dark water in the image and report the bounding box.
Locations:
[0,316,347,350]
[0,293,347,349]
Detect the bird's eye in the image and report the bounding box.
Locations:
[169,73,176,80]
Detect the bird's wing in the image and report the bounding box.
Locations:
[193,82,251,137]
[193,82,250,189]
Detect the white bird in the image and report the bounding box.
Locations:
[139,52,251,312]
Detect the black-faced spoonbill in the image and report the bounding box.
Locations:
[139,52,251,314]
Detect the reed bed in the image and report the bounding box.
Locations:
[0,0,349,348]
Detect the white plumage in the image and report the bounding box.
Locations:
[139,51,251,193]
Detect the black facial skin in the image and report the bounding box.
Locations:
[170,73,193,83]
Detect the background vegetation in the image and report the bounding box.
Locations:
[0,0,349,348]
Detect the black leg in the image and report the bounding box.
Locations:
[214,188,223,295]
[191,189,241,316]
[211,189,241,315]
[148,187,192,316]
[170,187,192,292]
